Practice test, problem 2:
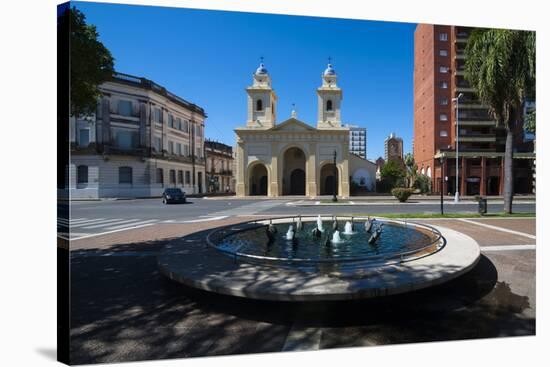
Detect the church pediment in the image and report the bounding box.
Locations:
[271,118,316,132]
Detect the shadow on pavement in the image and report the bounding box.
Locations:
[69,234,534,364]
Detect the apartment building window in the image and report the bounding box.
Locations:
[169,169,176,184]
[118,100,133,116]
[175,117,181,130]
[439,49,448,56]
[440,130,448,137]
[440,98,449,105]
[440,81,448,89]
[185,171,191,184]
[114,129,138,150]
[168,141,174,154]
[119,167,133,184]
[178,170,184,184]
[77,165,88,184]
[440,114,448,121]
[154,137,162,153]
[439,33,448,41]
[439,66,448,73]
[176,143,182,156]
[184,144,189,156]
[182,120,189,133]
[169,114,175,128]
[79,129,90,147]
[196,147,202,158]
[153,108,162,123]
[156,168,164,184]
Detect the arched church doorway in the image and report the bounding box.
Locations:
[282,147,306,195]
[290,169,306,195]
[320,163,338,195]
[249,163,268,196]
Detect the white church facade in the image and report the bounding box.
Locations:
[235,62,376,198]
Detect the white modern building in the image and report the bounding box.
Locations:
[347,124,367,159]
[69,72,207,199]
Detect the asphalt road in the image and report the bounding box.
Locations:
[59,197,535,240]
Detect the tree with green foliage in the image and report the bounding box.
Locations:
[525,110,536,134]
[404,153,418,188]
[413,174,432,194]
[465,29,535,213]
[60,7,115,116]
[380,160,406,190]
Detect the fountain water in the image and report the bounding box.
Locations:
[286,225,295,240]
[317,215,324,232]
[343,221,354,235]
[331,230,343,243]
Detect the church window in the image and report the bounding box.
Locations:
[256,99,263,111]
[326,100,333,111]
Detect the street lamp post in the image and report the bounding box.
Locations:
[440,156,445,215]
[332,150,338,202]
[452,93,464,203]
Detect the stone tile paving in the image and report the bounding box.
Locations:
[419,220,534,246]
[471,218,536,236]
[69,218,536,364]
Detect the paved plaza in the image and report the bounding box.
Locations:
[66,205,536,364]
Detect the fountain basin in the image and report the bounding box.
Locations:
[158,216,480,301]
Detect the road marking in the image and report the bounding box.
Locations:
[282,325,322,351]
[165,215,228,223]
[68,218,94,224]
[105,219,158,230]
[480,244,536,252]
[71,223,157,241]
[69,218,110,227]
[81,218,141,229]
[458,218,536,239]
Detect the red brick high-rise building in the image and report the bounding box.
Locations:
[413,24,535,196]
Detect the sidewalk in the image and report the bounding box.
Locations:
[204,194,536,203]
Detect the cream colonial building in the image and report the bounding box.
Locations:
[69,72,207,199]
[235,62,376,198]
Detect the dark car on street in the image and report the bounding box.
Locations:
[162,188,186,204]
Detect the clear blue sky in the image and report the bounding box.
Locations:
[74,1,417,160]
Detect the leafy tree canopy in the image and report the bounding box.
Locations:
[525,110,536,134]
[61,7,115,116]
[464,29,535,129]
[380,160,406,187]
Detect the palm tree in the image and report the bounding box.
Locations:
[464,29,535,213]
[404,153,418,188]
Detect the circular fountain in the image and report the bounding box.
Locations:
[158,216,480,301]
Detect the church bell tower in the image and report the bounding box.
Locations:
[246,60,277,128]
[317,62,342,128]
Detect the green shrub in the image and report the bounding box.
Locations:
[413,174,432,193]
[391,188,414,202]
